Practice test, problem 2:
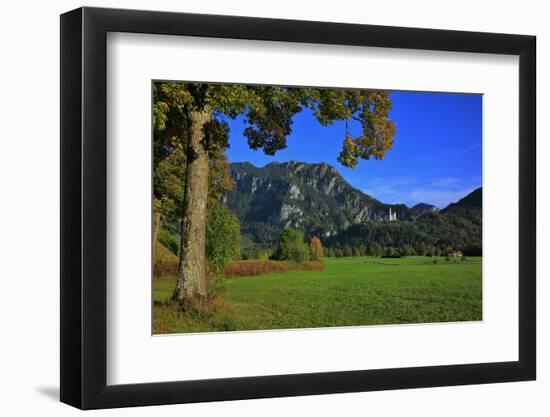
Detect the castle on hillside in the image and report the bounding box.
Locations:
[388,207,397,222]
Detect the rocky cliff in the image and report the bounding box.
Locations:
[223,161,413,243]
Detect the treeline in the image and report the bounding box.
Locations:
[323,211,482,257]
[158,222,325,276]
[323,243,481,258]
[158,208,482,270]
[233,209,481,260]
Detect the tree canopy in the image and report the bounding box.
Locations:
[153,82,396,168]
[152,83,235,224]
[274,228,310,263]
[205,203,242,272]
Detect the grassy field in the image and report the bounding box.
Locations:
[153,256,482,334]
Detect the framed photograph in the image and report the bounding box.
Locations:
[60,6,536,409]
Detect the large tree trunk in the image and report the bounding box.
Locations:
[152,211,161,264]
[174,108,211,302]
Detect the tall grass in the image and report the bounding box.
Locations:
[225,260,325,277]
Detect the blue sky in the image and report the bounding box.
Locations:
[225,91,482,208]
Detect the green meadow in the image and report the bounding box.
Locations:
[153,256,482,334]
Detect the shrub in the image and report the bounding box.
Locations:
[367,242,382,257]
[417,243,427,256]
[257,249,273,260]
[384,246,396,257]
[343,246,353,257]
[399,245,416,257]
[225,260,325,277]
[302,261,325,271]
[309,237,324,261]
[274,228,310,263]
[206,204,242,272]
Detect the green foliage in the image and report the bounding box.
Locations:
[225,162,411,249]
[274,229,310,263]
[384,247,396,257]
[152,82,193,167]
[324,209,481,258]
[241,246,273,261]
[153,81,236,231]
[206,204,242,271]
[400,245,416,257]
[154,81,396,169]
[367,242,383,257]
[205,273,227,301]
[158,227,180,256]
[240,222,281,252]
[225,162,482,259]
[154,146,186,224]
[416,242,427,256]
[257,249,273,260]
[343,246,353,257]
[441,187,482,214]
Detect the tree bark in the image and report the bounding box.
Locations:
[152,211,161,265]
[174,107,211,301]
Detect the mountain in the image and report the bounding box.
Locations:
[411,203,439,217]
[222,161,482,254]
[325,188,482,256]
[441,187,482,213]
[223,161,413,247]
[440,187,482,226]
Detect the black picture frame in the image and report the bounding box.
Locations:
[60,6,536,410]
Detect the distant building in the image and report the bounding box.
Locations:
[447,250,463,257]
[388,207,397,222]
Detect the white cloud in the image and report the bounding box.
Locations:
[361,176,417,204]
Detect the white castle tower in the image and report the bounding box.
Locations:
[388,207,397,222]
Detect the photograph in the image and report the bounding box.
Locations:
[152,81,483,334]
[52,3,539,411]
